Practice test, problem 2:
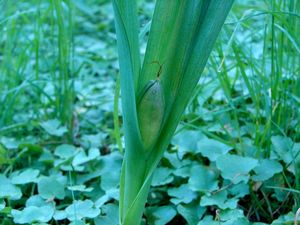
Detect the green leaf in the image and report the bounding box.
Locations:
[168,184,197,205]
[0,175,22,200]
[11,169,40,185]
[196,138,232,161]
[0,136,19,149]
[95,188,119,208]
[145,206,177,225]
[228,182,249,198]
[70,220,88,225]
[188,164,218,192]
[271,136,293,163]
[55,144,77,159]
[67,185,93,193]
[219,209,244,221]
[40,119,67,136]
[100,168,120,191]
[72,148,100,166]
[271,136,300,174]
[94,203,119,225]
[172,130,204,158]
[216,155,258,184]
[81,133,106,148]
[271,212,298,225]
[65,200,100,221]
[252,159,283,181]
[11,204,55,224]
[223,218,250,225]
[26,195,50,207]
[38,176,65,200]
[200,190,238,210]
[53,210,67,221]
[177,203,205,225]
[151,167,174,187]
[198,216,219,225]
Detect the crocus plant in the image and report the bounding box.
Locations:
[112,1,234,224]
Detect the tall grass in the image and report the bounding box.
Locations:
[0,0,75,139]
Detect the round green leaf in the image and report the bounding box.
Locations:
[188,164,218,192]
[38,176,65,200]
[168,184,197,204]
[11,169,40,185]
[65,200,100,221]
[11,205,55,224]
[252,159,283,181]
[0,175,22,200]
[216,155,258,184]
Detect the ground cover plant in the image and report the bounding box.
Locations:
[0,0,300,225]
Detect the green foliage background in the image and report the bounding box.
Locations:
[0,0,299,224]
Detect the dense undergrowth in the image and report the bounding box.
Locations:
[0,0,299,224]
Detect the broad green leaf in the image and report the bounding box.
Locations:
[177,203,205,225]
[200,190,238,210]
[65,200,100,221]
[38,176,65,200]
[252,159,283,181]
[72,148,100,166]
[26,195,51,207]
[173,164,191,178]
[188,164,218,192]
[228,182,249,198]
[0,136,19,149]
[219,209,244,221]
[81,133,106,148]
[11,204,55,224]
[69,220,87,225]
[271,212,297,225]
[40,119,67,136]
[95,188,119,208]
[216,155,258,184]
[151,167,174,187]
[168,184,197,205]
[53,210,67,220]
[223,218,250,225]
[198,216,219,225]
[196,138,232,161]
[172,130,204,158]
[55,144,77,159]
[11,169,40,184]
[0,175,22,200]
[94,203,119,225]
[271,136,300,174]
[271,136,293,163]
[101,168,120,191]
[145,206,177,225]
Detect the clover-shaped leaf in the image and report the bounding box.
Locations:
[40,119,67,137]
[0,175,22,200]
[65,200,100,221]
[11,169,40,185]
[216,155,258,184]
[38,176,65,200]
